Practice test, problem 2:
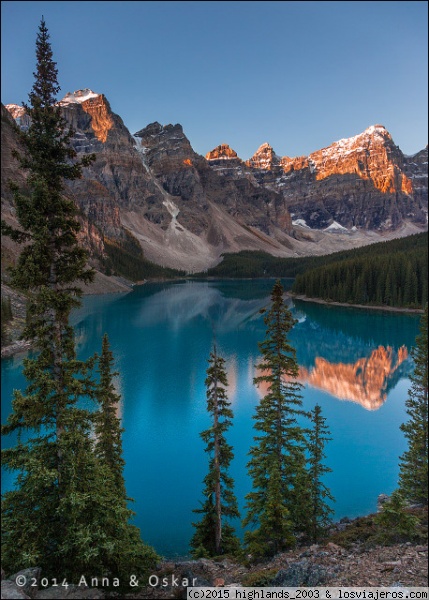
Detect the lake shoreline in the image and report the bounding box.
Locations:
[288,293,425,315]
[2,281,423,360]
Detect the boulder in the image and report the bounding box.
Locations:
[7,569,41,599]
[34,585,104,599]
[271,560,331,587]
[1,580,31,599]
[378,494,390,510]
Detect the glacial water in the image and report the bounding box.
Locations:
[1,279,421,558]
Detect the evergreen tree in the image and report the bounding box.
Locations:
[94,334,126,492]
[243,280,308,557]
[1,296,13,345]
[191,345,240,557]
[398,305,428,505]
[307,404,335,541]
[1,19,158,580]
[374,490,419,543]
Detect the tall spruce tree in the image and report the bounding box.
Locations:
[243,280,308,557]
[191,345,240,557]
[94,334,126,493]
[1,19,158,580]
[398,305,428,505]
[307,404,334,542]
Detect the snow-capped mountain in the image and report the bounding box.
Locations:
[2,90,427,274]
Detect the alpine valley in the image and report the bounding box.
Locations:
[1,88,428,279]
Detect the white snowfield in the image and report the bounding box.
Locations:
[57,89,100,105]
[292,219,311,228]
[324,220,349,232]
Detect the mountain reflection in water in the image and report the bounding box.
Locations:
[298,345,409,410]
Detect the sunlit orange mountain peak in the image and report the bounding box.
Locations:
[305,125,413,195]
[58,89,114,143]
[246,143,281,170]
[206,143,239,160]
[4,103,25,119]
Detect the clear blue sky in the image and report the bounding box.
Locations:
[1,1,428,158]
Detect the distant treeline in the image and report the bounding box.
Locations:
[202,232,428,280]
[292,232,428,309]
[199,232,428,309]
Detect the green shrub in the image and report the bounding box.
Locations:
[374,491,420,543]
[241,568,278,587]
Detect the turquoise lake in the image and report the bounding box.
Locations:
[1,279,421,558]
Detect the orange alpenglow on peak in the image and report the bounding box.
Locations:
[308,125,413,194]
[275,125,413,196]
[4,104,26,119]
[183,159,193,166]
[205,144,239,160]
[58,89,113,143]
[246,142,280,170]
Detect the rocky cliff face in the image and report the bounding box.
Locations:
[134,122,295,258]
[4,103,31,131]
[242,125,427,231]
[57,90,155,238]
[1,104,28,275]
[2,90,427,274]
[246,142,281,171]
[403,146,428,208]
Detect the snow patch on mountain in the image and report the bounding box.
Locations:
[292,219,311,229]
[315,125,390,160]
[324,221,349,232]
[58,89,100,105]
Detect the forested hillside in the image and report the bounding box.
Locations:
[291,233,427,309]
[203,233,427,279]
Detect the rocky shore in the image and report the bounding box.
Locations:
[2,540,427,599]
[1,273,134,360]
[289,293,425,314]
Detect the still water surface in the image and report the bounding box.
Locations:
[1,279,421,557]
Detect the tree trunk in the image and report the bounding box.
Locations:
[213,373,222,555]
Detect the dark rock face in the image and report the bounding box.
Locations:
[135,121,209,233]
[1,104,27,202]
[135,123,289,237]
[403,146,428,209]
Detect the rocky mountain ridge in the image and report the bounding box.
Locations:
[2,90,427,274]
[209,125,428,231]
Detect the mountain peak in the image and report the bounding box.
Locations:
[246,142,280,170]
[257,142,274,151]
[4,103,25,118]
[325,125,392,153]
[364,124,388,135]
[206,144,239,161]
[58,89,100,106]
